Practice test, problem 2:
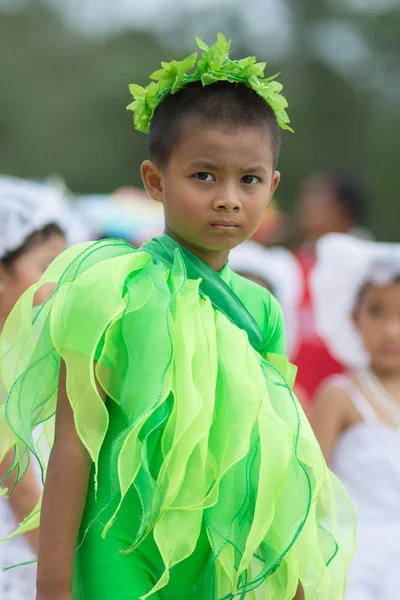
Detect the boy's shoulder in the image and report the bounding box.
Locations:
[224,267,278,312]
[223,268,284,352]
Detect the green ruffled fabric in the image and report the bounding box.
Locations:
[0,238,355,599]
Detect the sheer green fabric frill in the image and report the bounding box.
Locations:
[0,239,355,599]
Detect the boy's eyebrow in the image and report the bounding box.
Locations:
[190,161,220,170]
[241,165,269,174]
[189,161,269,174]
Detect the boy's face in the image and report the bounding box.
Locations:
[141,119,280,269]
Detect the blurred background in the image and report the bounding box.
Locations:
[1,0,399,241]
[1,6,399,593]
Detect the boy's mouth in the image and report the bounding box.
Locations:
[210,221,241,231]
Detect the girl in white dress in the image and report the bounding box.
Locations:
[0,176,69,599]
[309,233,400,600]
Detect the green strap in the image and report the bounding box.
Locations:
[141,234,264,353]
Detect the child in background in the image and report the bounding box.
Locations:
[310,233,400,600]
[0,176,67,599]
[292,171,372,400]
[1,36,354,600]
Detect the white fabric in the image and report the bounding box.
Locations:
[229,241,303,357]
[0,176,90,258]
[310,233,400,368]
[0,499,36,600]
[329,375,378,424]
[0,379,36,600]
[329,374,400,600]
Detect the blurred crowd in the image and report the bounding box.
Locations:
[1,169,399,599]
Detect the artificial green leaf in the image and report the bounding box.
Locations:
[161,61,173,72]
[128,83,145,98]
[248,75,261,90]
[150,68,172,81]
[195,36,209,52]
[208,53,226,72]
[250,62,266,77]
[217,32,230,55]
[269,80,283,93]
[237,57,256,69]
[171,77,185,94]
[217,72,230,82]
[263,72,280,83]
[127,34,293,135]
[201,73,218,86]
[157,79,173,93]
[145,82,160,109]
[196,55,209,74]
[181,53,198,73]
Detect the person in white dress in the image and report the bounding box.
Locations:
[309,233,400,600]
[0,177,74,599]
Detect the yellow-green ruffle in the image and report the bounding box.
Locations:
[0,239,355,599]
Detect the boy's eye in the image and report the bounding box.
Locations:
[193,172,215,182]
[241,175,261,185]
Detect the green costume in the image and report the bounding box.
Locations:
[1,33,355,600]
[0,234,354,599]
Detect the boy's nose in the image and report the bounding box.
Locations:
[213,190,242,212]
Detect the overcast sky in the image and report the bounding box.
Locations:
[0,0,397,71]
[1,0,398,35]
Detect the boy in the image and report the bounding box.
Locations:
[1,35,354,600]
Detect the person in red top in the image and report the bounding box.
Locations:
[292,169,372,402]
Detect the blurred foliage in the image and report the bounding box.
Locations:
[1,0,399,240]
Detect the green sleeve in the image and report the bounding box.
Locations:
[225,270,286,357]
[261,293,286,356]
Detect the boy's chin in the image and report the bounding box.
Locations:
[167,227,250,253]
[202,230,252,250]
[201,238,246,252]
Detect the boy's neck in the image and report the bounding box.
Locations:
[164,229,230,272]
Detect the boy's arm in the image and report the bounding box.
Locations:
[36,361,103,600]
[294,585,304,599]
[0,450,41,553]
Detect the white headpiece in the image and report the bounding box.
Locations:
[311,233,400,369]
[0,176,90,259]
[229,241,303,357]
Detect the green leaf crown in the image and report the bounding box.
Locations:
[127,33,293,134]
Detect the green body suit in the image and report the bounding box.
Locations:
[0,235,355,599]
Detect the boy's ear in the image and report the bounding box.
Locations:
[141,160,164,203]
[0,263,6,295]
[268,170,281,202]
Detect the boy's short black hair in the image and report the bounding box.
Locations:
[148,81,281,170]
[1,223,65,269]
